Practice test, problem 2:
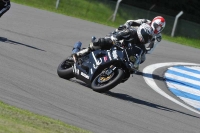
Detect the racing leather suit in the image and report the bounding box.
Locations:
[73,23,153,70]
[73,19,162,70]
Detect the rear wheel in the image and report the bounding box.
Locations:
[91,68,124,93]
[57,58,74,79]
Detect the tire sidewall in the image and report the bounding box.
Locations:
[57,59,74,79]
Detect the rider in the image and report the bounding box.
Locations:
[0,0,11,17]
[115,16,165,65]
[71,16,166,70]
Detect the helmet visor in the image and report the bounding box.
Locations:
[153,23,164,34]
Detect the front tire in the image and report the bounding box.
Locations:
[91,68,124,93]
[57,58,74,80]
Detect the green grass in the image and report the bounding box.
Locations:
[163,35,200,48]
[0,101,91,133]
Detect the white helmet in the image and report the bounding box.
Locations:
[151,16,166,34]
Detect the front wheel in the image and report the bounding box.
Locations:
[57,58,74,80]
[91,68,124,93]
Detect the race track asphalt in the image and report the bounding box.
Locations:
[0,3,200,133]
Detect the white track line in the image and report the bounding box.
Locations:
[143,62,200,115]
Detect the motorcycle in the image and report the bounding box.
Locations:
[57,39,143,93]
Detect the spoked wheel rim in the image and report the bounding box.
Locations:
[97,71,115,85]
[94,68,118,87]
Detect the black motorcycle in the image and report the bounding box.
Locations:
[57,41,143,93]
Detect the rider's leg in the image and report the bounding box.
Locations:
[71,42,99,62]
[74,37,113,59]
[133,44,146,70]
[140,53,146,64]
[133,53,146,70]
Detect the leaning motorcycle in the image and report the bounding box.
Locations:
[57,40,143,93]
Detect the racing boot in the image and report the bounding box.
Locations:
[73,47,91,62]
[133,54,140,70]
[72,37,102,62]
[72,42,101,62]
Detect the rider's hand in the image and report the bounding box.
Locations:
[156,35,162,42]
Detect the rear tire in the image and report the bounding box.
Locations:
[91,68,124,93]
[57,58,74,80]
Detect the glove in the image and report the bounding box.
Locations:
[156,35,162,42]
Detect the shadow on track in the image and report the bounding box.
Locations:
[136,71,165,81]
[0,37,46,52]
[105,91,200,119]
[66,72,199,118]
[69,79,91,88]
